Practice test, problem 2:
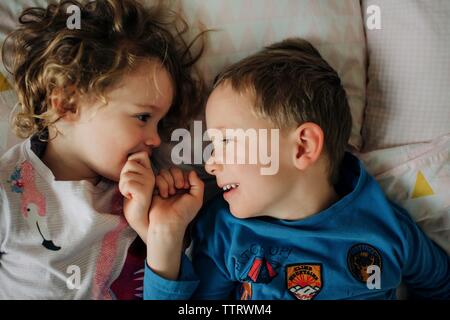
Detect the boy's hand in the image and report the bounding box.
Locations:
[154,167,190,198]
[146,168,204,280]
[119,151,155,240]
[150,168,204,231]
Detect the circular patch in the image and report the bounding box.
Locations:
[347,243,382,283]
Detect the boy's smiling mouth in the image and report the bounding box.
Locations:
[221,183,239,200]
[220,183,240,191]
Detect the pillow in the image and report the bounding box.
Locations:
[0,0,367,156]
[0,0,47,155]
[177,0,367,149]
[357,133,450,255]
[362,0,450,152]
[0,77,20,156]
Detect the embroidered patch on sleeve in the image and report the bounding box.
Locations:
[236,244,291,284]
[347,243,382,283]
[286,263,323,300]
[239,281,252,300]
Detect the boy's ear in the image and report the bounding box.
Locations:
[49,87,79,121]
[292,122,324,170]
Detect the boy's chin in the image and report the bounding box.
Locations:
[228,205,254,219]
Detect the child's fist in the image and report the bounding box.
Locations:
[150,169,204,232]
[119,151,155,237]
[155,167,190,198]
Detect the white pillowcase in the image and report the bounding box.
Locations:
[178,0,367,149]
[0,0,367,155]
[358,133,450,255]
[362,0,450,152]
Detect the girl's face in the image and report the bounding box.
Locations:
[70,60,174,182]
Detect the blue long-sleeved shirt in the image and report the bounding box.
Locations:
[144,153,450,300]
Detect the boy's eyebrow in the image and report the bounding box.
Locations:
[214,126,231,130]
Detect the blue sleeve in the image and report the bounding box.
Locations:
[186,202,237,299]
[143,248,236,300]
[143,199,237,300]
[395,204,450,299]
[189,244,236,299]
[143,254,199,300]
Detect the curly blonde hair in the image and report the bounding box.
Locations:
[2,0,206,140]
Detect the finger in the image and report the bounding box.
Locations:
[169,167,185,189]
[120,180,145,200]
[119,175,133,200]
[120,165,154,193]
[121,160,149,175]
[120,171,148,186]
[187,170,204,199]
[155,175,169,198]
[121,160,155,188]
[128,151,152,170]
[159,169,176,195]
[183,170,190,189]
[119,187,132,200]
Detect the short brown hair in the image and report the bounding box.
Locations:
[213,38,352,184]
[2,0,206,140]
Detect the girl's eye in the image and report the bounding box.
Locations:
[135,114,152,123]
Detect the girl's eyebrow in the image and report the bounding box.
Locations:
[134,103,159,109]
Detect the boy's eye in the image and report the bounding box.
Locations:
[135,113,152,123]
[211,139,229,149]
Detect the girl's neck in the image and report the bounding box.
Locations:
[41,133,100,185]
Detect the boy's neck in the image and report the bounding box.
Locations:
[269,175,339,221]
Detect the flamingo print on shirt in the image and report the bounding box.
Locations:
[8,161,61,251]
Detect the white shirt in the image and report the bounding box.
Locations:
[0,140,137,299]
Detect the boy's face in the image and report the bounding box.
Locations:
[205,83,299,219]
[70,60,173,182]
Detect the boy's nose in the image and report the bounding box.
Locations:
[205,156,222,175]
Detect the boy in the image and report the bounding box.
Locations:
[139,38,450,299]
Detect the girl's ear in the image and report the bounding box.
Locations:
[292,122,324,170]
[49,87,79,121]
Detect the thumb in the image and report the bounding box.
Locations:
[187,170,204,200]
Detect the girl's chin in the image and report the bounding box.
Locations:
[100,170,121,182]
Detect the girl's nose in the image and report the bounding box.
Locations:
[145,129,161,148]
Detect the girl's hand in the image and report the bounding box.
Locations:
[119,151,155,240]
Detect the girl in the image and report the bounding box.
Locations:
[0,0,204,299]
